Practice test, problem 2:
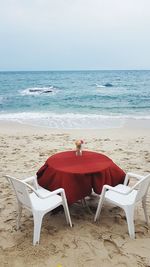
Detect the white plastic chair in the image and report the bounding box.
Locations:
[5,175,72,245]
[94,172,150,238]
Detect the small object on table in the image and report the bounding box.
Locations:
[75,139,84,156]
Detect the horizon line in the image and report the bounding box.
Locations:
[0,69,150,72]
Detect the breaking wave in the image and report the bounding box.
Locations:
[20,86,58,96]
[96,83,113,88]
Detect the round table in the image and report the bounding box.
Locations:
[37,150,125,204]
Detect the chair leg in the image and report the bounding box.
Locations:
[81,198,93,215]
[94,196,104,222]
[62,203,72,227]
[16,203,22,230]
[33,212,43,245]
[124,206,135,239]
[81,198,87,207]
[142,197,149,225]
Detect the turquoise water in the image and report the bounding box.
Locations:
[0,70,150,128]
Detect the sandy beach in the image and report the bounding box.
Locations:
[0,121,150,267]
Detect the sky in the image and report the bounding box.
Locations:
[0,0,150,71]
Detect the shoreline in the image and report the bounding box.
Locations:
[0,117,150,134]
[0,113,150,130]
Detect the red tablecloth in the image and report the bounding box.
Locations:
[37,151,125,204]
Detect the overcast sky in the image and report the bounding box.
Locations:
[0,0,150,71]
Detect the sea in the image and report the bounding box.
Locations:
[0,70,150,129]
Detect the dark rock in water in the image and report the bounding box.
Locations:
[29,89,41,92]
[104,83,113,87]
[41,90,53,93]
[29,89,53,94]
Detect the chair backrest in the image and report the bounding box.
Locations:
[6,176,32,210]
[135,174,150,202]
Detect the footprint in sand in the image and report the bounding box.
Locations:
[103,239,121,259]
[103,240,131,265]
[135,224,149,238]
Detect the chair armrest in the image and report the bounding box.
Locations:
[34,188,65,199]
[103,184,133,195]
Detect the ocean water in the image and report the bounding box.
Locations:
[0,70,150,129]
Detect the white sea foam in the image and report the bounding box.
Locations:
[20,86,58,96]
[96,84,106,88]
[0,112,150,129]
